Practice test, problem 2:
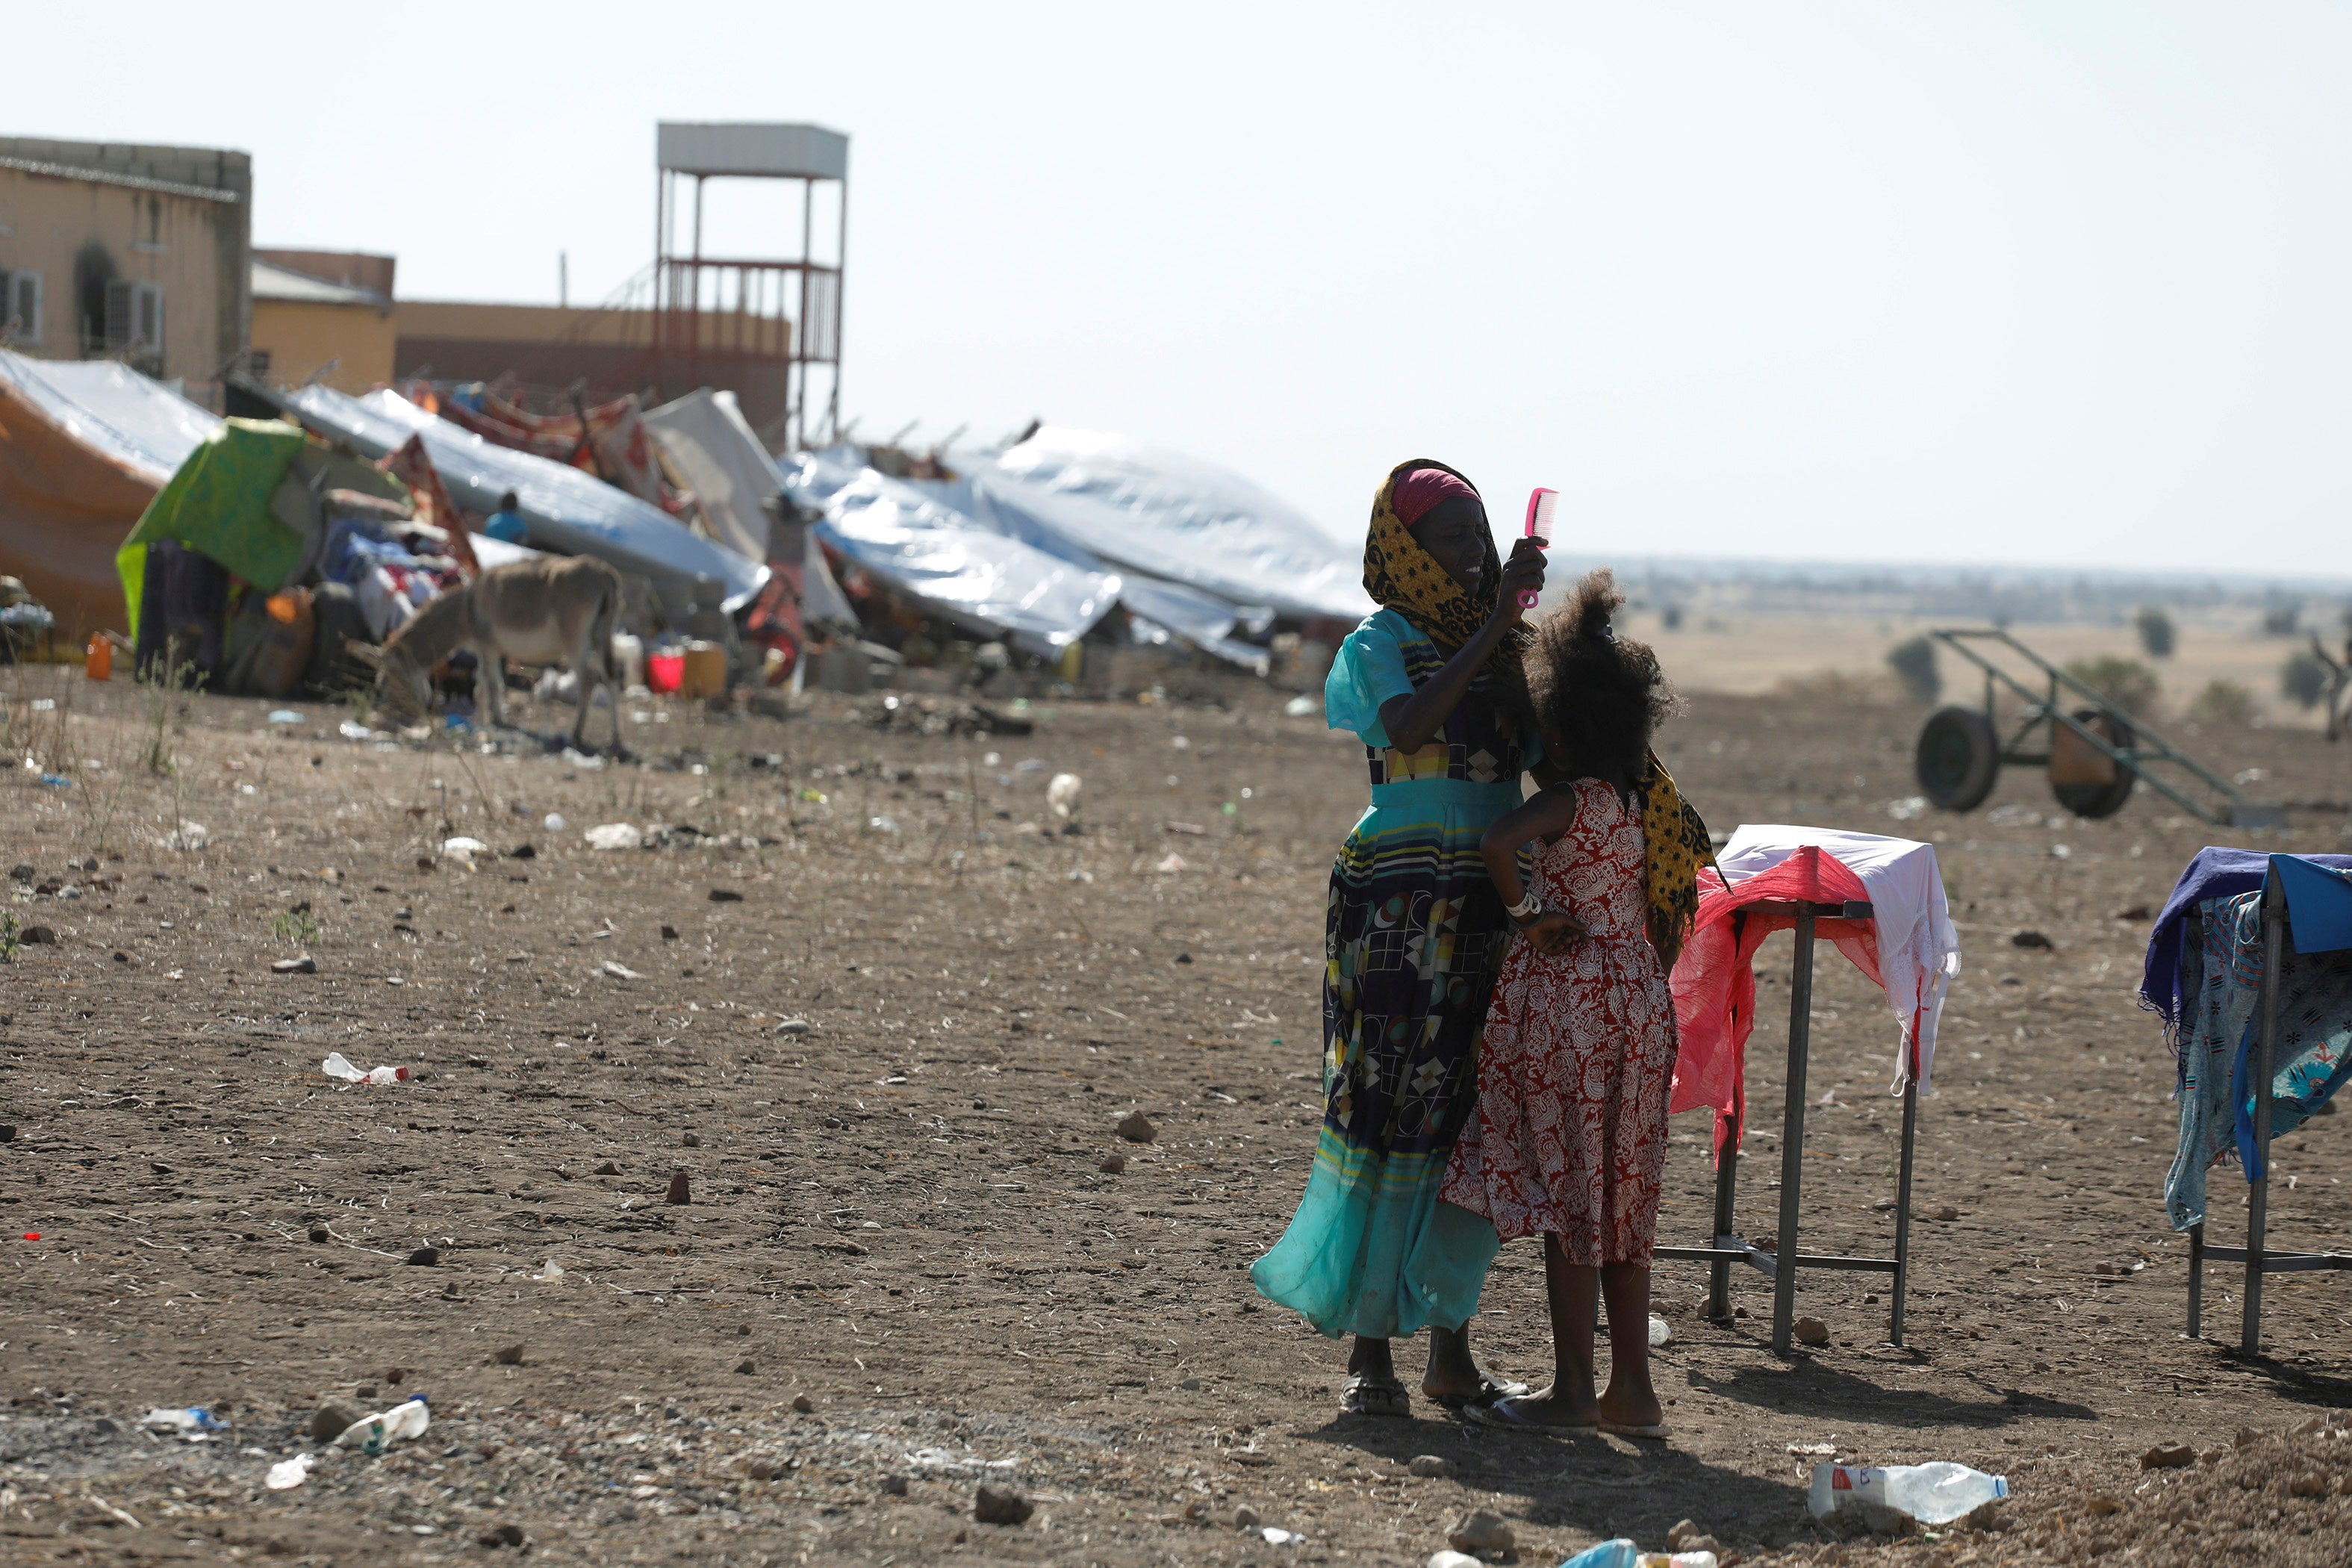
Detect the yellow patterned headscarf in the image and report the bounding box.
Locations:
[1640,753,1714,971]
[1362,458,1532,685]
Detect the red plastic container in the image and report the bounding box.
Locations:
[647,651,685,694]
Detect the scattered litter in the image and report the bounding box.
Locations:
[1067,868,1093,883]
[1788,1441,1839,1456]
[442,836,489,856]
[143,1407,225,1434]
[1015,758,1047,774]
[339,721,373,741]
[1809,1461,2008,1529]
[160,821,208,851]
[1048,773,1083,818]
[1156,852,1187,874]
[1259,1527,1304,1546]
[1429,1554,1483,1568]
[332,1396,431,1456]
[1649,1313,1672,1347]
[268,709,303,725]
[544,812,567,832]
[532,1260,564,1282]
[603,960,644,981]
[265,1453,314,1490]
[271,955,317,974]
[322,1052,409,1086]
[1885,796,1927,821]
[775,1018,814,1035]
[584,822,642,850]
[561,748,606,769]
[868,815,899,833]
[1284,694,1316,717]
[1817,1088,1836,1105]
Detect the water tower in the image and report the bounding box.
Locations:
[653,121,847,452]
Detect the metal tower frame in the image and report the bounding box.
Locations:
[653,122,847,452]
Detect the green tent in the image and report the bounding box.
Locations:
[116,418,311,633]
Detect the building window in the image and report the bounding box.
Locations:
[0,270,40,345]
[101,279,165,364]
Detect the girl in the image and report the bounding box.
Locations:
[1251,460,1544,1418]
[1441,569,1699,1438]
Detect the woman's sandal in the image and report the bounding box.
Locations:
[1466,1396,1598,1431]
[1339,1373,1413,1419]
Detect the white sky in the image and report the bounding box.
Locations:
[17,3,2352,574]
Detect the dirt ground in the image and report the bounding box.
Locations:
[5,660,2352,1567]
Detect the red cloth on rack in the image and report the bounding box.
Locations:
[1668,845,1886,1160]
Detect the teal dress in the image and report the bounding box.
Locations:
[1251,609,1531,1338]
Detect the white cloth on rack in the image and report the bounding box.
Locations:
[1717,824,1962,1094]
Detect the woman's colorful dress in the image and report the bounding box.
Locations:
[1440,777,1679,1264]
[1250,609,1532,1338]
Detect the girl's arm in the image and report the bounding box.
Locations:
[1374,541,1546,752]
[1481,788,1587,954]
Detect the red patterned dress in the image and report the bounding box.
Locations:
[1440,777,1679,1264]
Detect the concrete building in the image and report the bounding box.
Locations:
[251,250,396,393]
[0,136,250,391]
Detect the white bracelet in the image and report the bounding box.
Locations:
[1505,889,1543,921]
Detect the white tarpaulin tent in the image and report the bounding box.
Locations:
[782,452,1121,654]
[0,354,220,485]
[281,385,768,611]
[956,426,1374,625]
[641,388,854,629]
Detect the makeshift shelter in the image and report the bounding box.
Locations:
[782,452,1119,655]
[1657,827,1960,1354]
[0,350,220,636]
[641,388,853,629]
[2144,849,2352,1352]
[953,426,1375,626]
[274,385,768,615]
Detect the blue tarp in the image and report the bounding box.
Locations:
[953,427,1375,625]
[281,387,767,612]
[781,452,1121,656]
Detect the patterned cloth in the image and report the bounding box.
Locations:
[1639,756,1712,970]
[2164,884,2352,1230]
[1359,459,1532,685]
[1442,780,1679,1263]
[1249,609,1535,1338]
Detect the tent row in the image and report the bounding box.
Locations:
[0,347,1371,681]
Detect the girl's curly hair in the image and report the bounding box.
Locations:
[1525,568,1680,790]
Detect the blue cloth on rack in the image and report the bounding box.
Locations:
[2158,854,2352,1230]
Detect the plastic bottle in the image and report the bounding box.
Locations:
[321,1052,408,1086]
[1557,1548,1718,1568]
[85,634,111,682]
[1808,1461,2009,1526]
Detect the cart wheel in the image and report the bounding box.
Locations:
[2051,707,2136,819]
[1915,706,2001,811]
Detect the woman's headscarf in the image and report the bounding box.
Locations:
[1362,458,1533,685]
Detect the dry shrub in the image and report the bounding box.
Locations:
[2186,679,2259,728]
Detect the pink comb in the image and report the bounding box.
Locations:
[1519,488,1558,608]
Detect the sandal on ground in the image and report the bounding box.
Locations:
[1430,1372,1532,1410]
[1339,1373,1412,1419]
[1466,1396,1597,1431]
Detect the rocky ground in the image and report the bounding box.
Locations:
[4,660,2352,1566]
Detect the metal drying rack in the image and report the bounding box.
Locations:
[1655,898,1923,1356]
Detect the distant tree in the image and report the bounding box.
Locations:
[2065,656,2161,718]
[2262,603,2302,638]
[2133,606,2177,659]
[2186,680,2258,728]
[1885,635,1940,704]
[1660,604,1683,632]
[2283,650,2330,710]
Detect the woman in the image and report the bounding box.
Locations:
[1251,459,1545,1416]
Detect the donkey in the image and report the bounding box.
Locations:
[358,556,625,753]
